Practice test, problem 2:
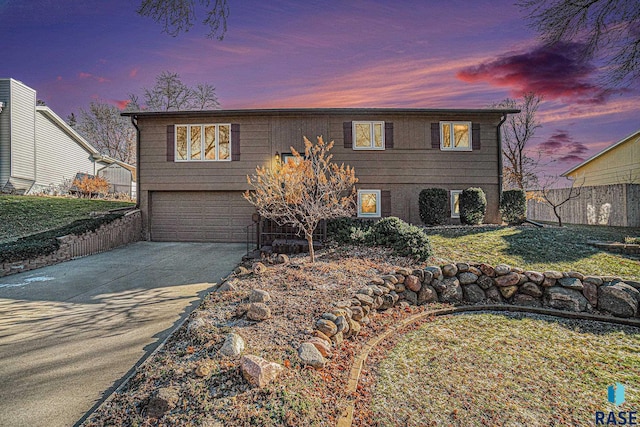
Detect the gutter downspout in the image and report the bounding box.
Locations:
[130,115,140,209]
[497,114,507,197]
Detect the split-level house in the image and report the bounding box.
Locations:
[124,108,518,243]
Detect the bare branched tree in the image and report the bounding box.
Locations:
[244,136,358,262]
[493,92,543,190]
[128,71,220,112]
[537,175,585,227]
[77,101,136,165]
[137,0,229,40]
[519,0,640,86]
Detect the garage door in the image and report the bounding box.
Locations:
[150,191,256,242]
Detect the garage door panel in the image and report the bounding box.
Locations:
[151,191,255,242]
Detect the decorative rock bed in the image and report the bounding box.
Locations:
[298,262,640,368]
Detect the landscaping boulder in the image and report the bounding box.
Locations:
[462,284,485,303]
[544,287,588,312]
[584,276,604,286]
[494,264,511,276]
[485,286,503,302]
[456,262,470,273]
[512,293,542,307]
[458,272,478,285]
[316,319,338,337]
[405,275,421,292]
[146,387,180,418]
[524,271,544,285]
[298,342,327,368]
[582,282,599,307]
[247,303,272,321]
[520,282,543,298]
[544,270,563,280]
[433,277,462,302]
[219,333,245,357]
[252,262,267,274]
[240,355,283,388]
[402,290,418,306]
[424,266,442,280]
[442,263,458,277]
[308,338,333,358]
[494,272,520,287]
[558,277,583,291]
[417,284,438,305]
[216,280,238,293]
[598,283,639,318]
[499,285,518,299]
[249,289,271,303]
[476,275,494,290]
[479,263,495,277]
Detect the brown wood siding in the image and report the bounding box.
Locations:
[150,191,255,242]
[137,111,504,237]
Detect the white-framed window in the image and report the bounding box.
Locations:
[450,190,462,218]
[357,189,381,217]
[353,121,385,150]
[440,122,472,151]
[175,124,231,161]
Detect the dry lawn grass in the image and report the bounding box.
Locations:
[369,312,640,427]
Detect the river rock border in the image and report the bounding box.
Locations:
[297,262,640,368]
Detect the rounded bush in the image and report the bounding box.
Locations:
[327,217,373,244]
[367,217,432,260]
[500,189,527,224]
[418,188,448,226]
[459,187,486,225]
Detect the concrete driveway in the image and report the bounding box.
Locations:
[0,241,246,427]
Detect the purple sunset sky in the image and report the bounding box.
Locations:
[2,0,638,178]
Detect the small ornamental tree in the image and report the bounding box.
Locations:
[73,175,110,198]
[244,136,358,262]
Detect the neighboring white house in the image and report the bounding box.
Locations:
[0,78,135,195]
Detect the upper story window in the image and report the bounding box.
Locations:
[440,122,471,151]
[175,124,231,161]
[353,121,385,150]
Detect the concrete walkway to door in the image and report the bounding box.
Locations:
[0,242,245,427]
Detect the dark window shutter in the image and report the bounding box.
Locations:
[472,123,481,150]
[231,124,240,161]
[384,122,394,149]
[343,122,352,148]
[167,125,174,161]
[381,190,391,217]
[431,123,440,149]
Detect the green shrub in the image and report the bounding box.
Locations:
[418,188,448,226]
[459,187,486,225]
[327,216,432,260]
[365,217,432,260]
[326,217,373,244]
[0,213,123,263]
[500,189,527,224]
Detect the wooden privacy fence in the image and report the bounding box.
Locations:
[65,210,142,258]
[527,184,640,227]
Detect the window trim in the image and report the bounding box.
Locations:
[352,121,385,150]
[450,190,462,218]
[440,121,472,152]
[174,123,232,162]
[357,189,382,218]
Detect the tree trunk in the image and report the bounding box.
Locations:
[306,232,315,263]
[553,206,562,227]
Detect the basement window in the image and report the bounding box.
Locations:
[358,189,381,217]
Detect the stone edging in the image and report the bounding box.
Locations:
[298,263,640,370]
[335,304,640,427]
